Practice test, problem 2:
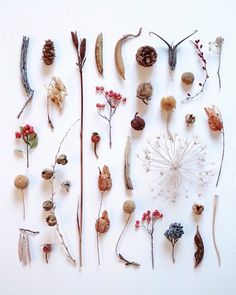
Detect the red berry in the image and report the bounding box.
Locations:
[105,91,108,95]
[43,244,52,253]
[96,86,100,91]
[15,132,21,139]
[100,86,104,91]
[91,132,101,144]
[122,97,127,102]
[96,103,100,108]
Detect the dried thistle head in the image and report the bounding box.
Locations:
[98,165,112,192]
[14,175,29,190]
[160,96,176,112]
[95,210,110,233]
[204,106,223,132]
[46,77,67,112]
[123,200,135,214]
[137,83,153,105]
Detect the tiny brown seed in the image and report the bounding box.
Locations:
[42,169,54,180]
[42,200,54,211]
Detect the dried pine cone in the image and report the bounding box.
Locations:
[136,46,157,67]
[42,40,55,65]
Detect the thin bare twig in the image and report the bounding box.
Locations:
[212,195,221,267]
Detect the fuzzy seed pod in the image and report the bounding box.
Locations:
[136,46,157,67]
[181,72,195,85]
[56,154,68,165]
[46,214,57,226]
[192,204,204,215]
[42,169,54,180]
[137,82,153,105]
[160,96,176,112]
[123,200,135,214]
[131,112,145,130]
[42,200,54,211]
[98,165,112,192]
[14,175,29,190]
[95,210,110,234]
[42,40,55,65]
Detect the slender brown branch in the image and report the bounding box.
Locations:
[212,195,221,267]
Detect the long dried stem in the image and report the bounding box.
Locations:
[21,189,25,221]
[96,193,103,266]
[212,195,221,267]
[124,136,133,190]
[171,243,175,264]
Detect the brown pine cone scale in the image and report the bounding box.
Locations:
[136,45,157,67]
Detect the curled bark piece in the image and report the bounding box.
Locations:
[95,33,103,76]
[124,136,133,190]
[194,225,204,268]
[115,28,142,80]
[17,36,34,119]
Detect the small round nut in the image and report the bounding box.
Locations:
[14,175,29,190]
[56,154,68,165]
[192,203,204,215]
[131,112,145,131]
[123,200,135,214]
[42,169,54,180]
[181,72,195,86]
[46,214,57,226]
[42,200,54,211]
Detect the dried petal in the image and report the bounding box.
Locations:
[46,77,67,112]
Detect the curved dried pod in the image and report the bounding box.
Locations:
[95,33,103,76]
[98,165,112,192]
[194,225,204,268]
[115,28,142,80]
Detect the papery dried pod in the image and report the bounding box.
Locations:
[42,200,54,211]
[61,180,71,192]
[124,136,133,190]
[46,214,57,226]
[42,40,55,65]
[137,82,153,105]
[56,154,68,165]
[185,114,196,127]
[98,165,112,192]
[42,169,54,180]
[194,225,204,268]
[95,33,103,76]
[46,77,67,112]
[115,28,142,80]
[136,45,157,67]
[95,210,110,233]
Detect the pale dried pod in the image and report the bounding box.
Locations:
[137,82,153,105]
[56,154,68,165]
[192,203,204,215]
[95,210,110,233]
[95,33,103,76]
[123,200,135,214]
[46,77,67,112]
[98,165,112,192]
[14,175,29,190]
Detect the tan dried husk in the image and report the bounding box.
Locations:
[204,106,223,132]
[46,77,67,112]
[98,165,112,192]
[95,210,110,233]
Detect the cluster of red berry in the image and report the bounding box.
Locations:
[135,210,163,228]
[15,124,37,139]
[95,86,126,109]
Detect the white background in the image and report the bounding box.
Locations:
[0,0,235,294]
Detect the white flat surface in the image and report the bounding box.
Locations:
[0,0,235,294]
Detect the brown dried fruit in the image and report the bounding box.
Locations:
[136,46,157,67]
[42,40,55,65]
[192,203,204,215]
[95,210,110,233]
[204,106,223,132]
[131,112,145,130]
[98,165,112,192]
[42,200,54,211]
[181,72,195,85]
[46,214,57,226]
[123,200,135,214]
[42,169,54,180]
[185,114,196,126]
[56,154,68,165]
[136,82,153,105]
[14,175,29,190]
[160,96,176,112]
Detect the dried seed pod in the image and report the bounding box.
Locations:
[131,112,145,130]
[123,200,135,214]
[98,165,112,192]
[160,96,176,112]
[61,180,71,192]
[137,82,153,105]
[136,46,157,67]
[95,33,103,76]
[46,214,57,226]
[46,77,67,113]
[192,203,204,215]
[185,114,196,126]
[194,225,204,268]
[42,40,55,65]
[42,169,54,180]
[115,28,142,80]
[95,210,110,233]
[56,154,68,165]
[14,175,29,190]
[181,72,195,85]
[91,132,101,159]
[42,200,54,211]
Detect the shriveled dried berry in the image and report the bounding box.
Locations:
[136,46,157,67]
[131,112,145,130]
[42,200,54,211]
[42,169,54,180]
[56,154,68,165]
[181,72,195,85]
[46,214,57,226]
[14,175,29,190]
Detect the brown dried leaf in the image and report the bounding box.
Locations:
[95,210,110,233]
[98,165,112,192]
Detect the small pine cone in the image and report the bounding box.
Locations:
[136,46,157,67]
[42,40,55,65]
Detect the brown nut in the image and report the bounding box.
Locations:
[123,200,135,214]
[46,214,57,226]
[56,154,68,165]
[42,169,54,180]
[131,112,145,131]
[14,175,29,190]
[42,200,54,211]
[181,72,195,86]
[192,203,204,215]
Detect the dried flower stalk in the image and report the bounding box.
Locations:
[124,136,133,190]
[209,36,224,89]
[17,36,34,119]
[212,195,221,267]
[18,228,39,266]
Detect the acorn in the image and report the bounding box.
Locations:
[123,200,136,214]
[56,154,68,165]
[14,175,29,190]
[131,112,145,130]
[46,214,57,226]
[42,169,54,180]
[42,200,54,211]
[181,72,195,86]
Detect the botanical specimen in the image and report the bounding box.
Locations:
[115,28,142,79]
[45,76,67,129]
[140,134,213,202]
[160,96,176,140]
[96,86,126,148]
[194,225,204,268]
[41,120,79,265]
[115,200,139,267]
[135,210,163,269]
[91,132,101,159]
[136,46,157,67]
[42,40,55,65]
[185,114,196,127]
[181,39,209,103]
[18,36,34,119]
[181,72,195,86]
[212,195,220,267]
[136,82,153,105]
[164,223,184,263]
[15,124,38,168]
[149,30,197,74]
[209,36,224,89]
[192,203,204,215]
[124,136,133,190]
[96,165,112,265]
[71,31,86,267]
[42,243,52,263]
[18,228,39,266]
[131,113,145,131]
[14,175,29,220]
[95,33,103,76]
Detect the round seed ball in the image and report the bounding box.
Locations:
[14,175,29,190]
[181,72,195,86]
[42,169,54,180]
[123,200,136,214]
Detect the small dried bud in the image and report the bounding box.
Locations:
[160,96,176,112]
[137,83,153,105]
[192,203,204,215]
[46,214,57,226]
[91,132,101,144]
[80,38,86,61]
[123,200,136,214]
[95,210,110,233]
[42,200,54,211]
[61,180,71,192]
[98,165,112,192]
[71,31,79,50]
[181,72,195,85]
[42,243,52,253]
[14,175,29,190]
[42,169,54,180]
[131,112,145,131]
[185,114,196,126]
[56,154,68,165]
[204,106,223,132]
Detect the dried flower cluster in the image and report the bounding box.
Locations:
[209,36,224,88]
[164,223,184,263]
